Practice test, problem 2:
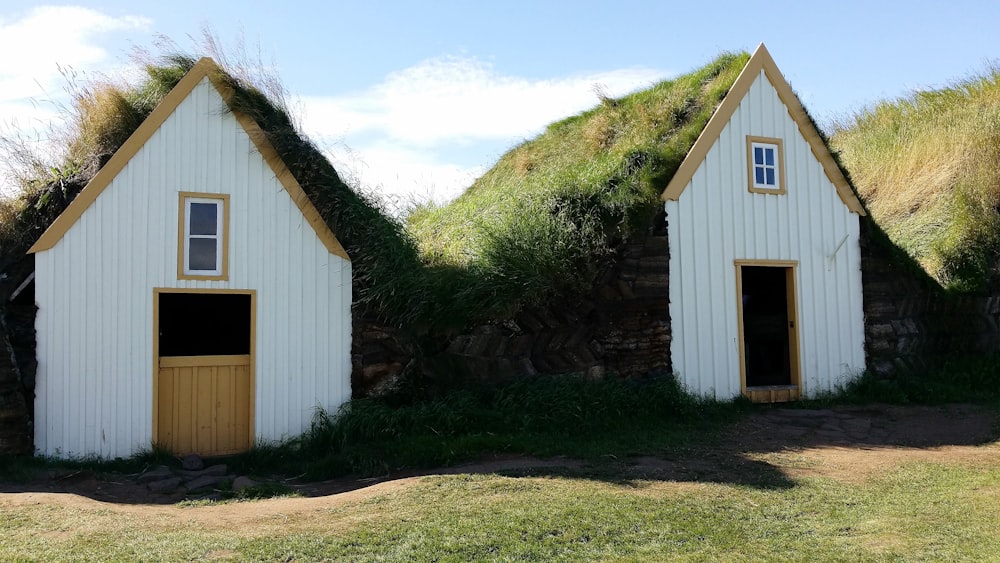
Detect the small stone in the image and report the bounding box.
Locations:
[232,476,258,492]
[185,475,227,491]
[137,465,174,483]
[147,476,183,493]
[177,464,228,478]
[181,454,204,471]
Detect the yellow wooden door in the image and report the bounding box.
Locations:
[156,354,251,456]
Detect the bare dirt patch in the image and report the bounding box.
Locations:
[1,403,997,521]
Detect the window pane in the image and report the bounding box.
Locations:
[765,168,775,185]
[754,147,764,165]
[189,238,218,271]
[755,167,765,185]
[189,202,218,236]
[764,148,775,166]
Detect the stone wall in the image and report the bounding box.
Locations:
[350,213,673,395]
[860,217,1000,376]
[351,316,415,397]
[430,221,672,383]
[0,303,34,455]
[0,340,30,454]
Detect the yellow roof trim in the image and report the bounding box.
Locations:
[28,57,351,260]
[660,44,865,216]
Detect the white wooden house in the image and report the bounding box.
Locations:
[662,44,867,402]
[29,58,353,458]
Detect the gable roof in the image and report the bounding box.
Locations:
[28,57,350,260]
[661,44,865,216]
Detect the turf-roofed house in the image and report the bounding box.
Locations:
[661,45,866,402]
[26,58,353,459]
[411,44,867,403]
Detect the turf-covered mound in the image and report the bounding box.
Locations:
[408,52,749,325]
[0,54,422,325]
[831,69,1000,291]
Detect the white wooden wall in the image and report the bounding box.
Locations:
[34,78,352,458]
[665,69,865,399]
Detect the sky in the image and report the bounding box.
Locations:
[2,1,999,206]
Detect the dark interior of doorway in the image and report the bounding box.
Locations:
[741,266,791,387]
[159,293,250,356]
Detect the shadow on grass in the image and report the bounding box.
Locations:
[2,399,996,505]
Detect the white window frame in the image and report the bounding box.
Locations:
[178,192,229,280]
[746,136,786,195]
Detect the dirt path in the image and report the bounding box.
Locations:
[2,403,997,522]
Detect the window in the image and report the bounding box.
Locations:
[746,136,786,194]
[178,192,229,280]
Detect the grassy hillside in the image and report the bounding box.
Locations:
[831,69,1000,291]
[408,52,749,324]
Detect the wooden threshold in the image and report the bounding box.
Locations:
[744,385,800,403]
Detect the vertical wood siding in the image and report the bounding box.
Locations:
[34,78,352,458]
[665,70,865,399]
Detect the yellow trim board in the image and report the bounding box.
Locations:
[661,44,865,216]
[746,135,786,195]
[734,260,802,403]
[28,58,351,260]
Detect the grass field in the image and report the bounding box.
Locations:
[1,455,998,561]
[2,367,999,561]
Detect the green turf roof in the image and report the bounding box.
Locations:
[405,51,749,322]
[0,54,422,325]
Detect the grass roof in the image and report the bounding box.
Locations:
[2,49,751,348]
[831,68,1000,291]
[407,51,749,326]
[0,52,423,326]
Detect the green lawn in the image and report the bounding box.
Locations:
[2,457,998,561]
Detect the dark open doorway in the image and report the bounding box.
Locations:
[739,265,796,389]
[158,292,251,356]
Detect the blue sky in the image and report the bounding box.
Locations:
[2,1,999,204]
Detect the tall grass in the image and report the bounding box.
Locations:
[407,52,749,328]
[228,352,1000,478]
[283,374,735,478]
[830,352,1000,406]
[831,68,1000,291]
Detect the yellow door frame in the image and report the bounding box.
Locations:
[152,287,256,450]
[734,260,801,403]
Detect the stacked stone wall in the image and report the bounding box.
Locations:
[350,215,673,394]
[430,225,672,383]
[860,218,1000,376]
[0,303,34,455]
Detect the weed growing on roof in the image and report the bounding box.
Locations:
[831,66,1000,291]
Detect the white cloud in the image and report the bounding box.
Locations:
[326,141,485,209]
[0,6,150,101]
[303,56,666,146]
[0,6,149,192]
[301,56,669,203]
